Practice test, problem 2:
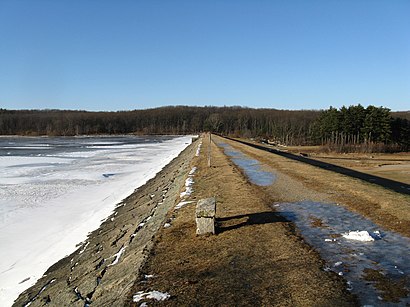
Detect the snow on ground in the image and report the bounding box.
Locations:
[0,136,192,307]
[132,290,170,302]
[108,246,127,266]
[175,201,195,210]
[196,141,202,156]
[179,168,196,198]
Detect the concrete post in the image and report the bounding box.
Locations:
[195,197,216,235]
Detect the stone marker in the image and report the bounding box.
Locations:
[196,197,216,235]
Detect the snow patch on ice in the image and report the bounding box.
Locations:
[274,201,410,306]
[133,290,170,302]
[342,230,374,242]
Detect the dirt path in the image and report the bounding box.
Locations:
[128,135,357,306]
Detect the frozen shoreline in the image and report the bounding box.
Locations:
[0,135,193,307]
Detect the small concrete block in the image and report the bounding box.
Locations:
[195,197,216,235]
[196,217,215,235]
[196,197,216,218]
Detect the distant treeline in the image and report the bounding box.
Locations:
[0,105,409,151]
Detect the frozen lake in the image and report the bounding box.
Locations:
[0,135,192,306]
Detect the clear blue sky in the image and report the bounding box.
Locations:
[0,0,409,111]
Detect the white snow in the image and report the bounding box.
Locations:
[108,246,126,266]
[372,230,382,239]
[163,223,171,228]
[78,242,89,255]
[196,142,202,156]
[175,201,194,210]
[342,230,375,242]
[133,290,170,302]
[22,279,56,307]
[180,187,192,198]
[180,176,194,198]
[189,167,197,175]
[185,177,194,186]
[0,136,192,307]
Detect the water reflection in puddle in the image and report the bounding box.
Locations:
[216,142,276,186]
[274,201,410,306]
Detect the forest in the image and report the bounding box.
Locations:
[0,105,409,152]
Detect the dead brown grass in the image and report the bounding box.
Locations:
[284,145,410,185]
[363,268,409,303]
[225,137,410,237]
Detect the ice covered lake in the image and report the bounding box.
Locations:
[0,135,192,306]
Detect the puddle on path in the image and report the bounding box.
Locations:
[274,201,410,306]
[216,139,409,305]
[216,142,276,186]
